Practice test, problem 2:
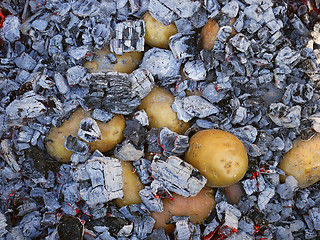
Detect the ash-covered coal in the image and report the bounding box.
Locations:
[1,0,320,239]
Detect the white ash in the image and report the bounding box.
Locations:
[66,66,89,87]
[140,48,181,80]
[258,185,275,210]
[129,68,154,99]
[219,209,239,238]
[183,60,207,81]
[139,186,163,212]
[68,45,91,61]
[221,1,239,18]
[114,140,144,161]
[268,103,301,128]
[110,20,145,55]
[150,180,173,200]
[151,155,207,197]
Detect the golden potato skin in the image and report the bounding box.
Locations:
[151,187,215,234]
[114,161,144,207]
[83,47,142,74]
[280,135,320,188]
[45,108,125,162]
[143,12,178,49]
[138,86,189,134]
[185,129,248,187]
[201,19,220,50]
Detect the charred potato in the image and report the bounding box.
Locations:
[138,86,189,134]
[45,108,125,162]
[143,12,178,49]
[280,135,320,188]
[151,187,215,234]
[83,47,142,74]
[185,129,248,187]
[115,161,144,207]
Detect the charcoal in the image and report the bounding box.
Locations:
[244,4,264,22]
[203,0,220,16]
[275,47,300,67]
[268,103,301,128]
[229,33,250,52]
[133,215,154,238]
[201,82,231,103]
[174,18,194,33]
[58,216,84,240]
[172,95,219,122]
[133,109,149,127]
[230,125,257,143]
[309,113,320,133]
[115,139,144,161]
[148,0,178,25]
[68,45,91,60]
[150,180,174,200]
[232,106,247,124]
[151,156,207,197]
[66,66,88,86]
[129,68,154,99]
[0,212,8,237]
[123,120,146,146]
[203,218,220,238]
[139,186,163,212]
[283,83,313,105]
[219,209,238,238]
[275,226,294,240]
[238,217,255,235]
[78,117,101,142]
[172,216,197,240]
[133,158,152,184]
[147,228,170,240]
[217,26,233,42]
[169,32,197,61]
[147,128,162,153]
[14,53,36,71]
[221,1,239,18]
[183,60,206,81]
[1,15,21,42]
[71,0,99,17]
[158,127,189,157]
[88,72,140,114]
[91,109,113,123]
[1,139,20,172]
[216,201,241,222]
[64,135,90,154]
[61,182,81,203]
[44,192,61,211]
[140,48,181,80]
[258,185,275,210]
[246,19,262,34]
[20,211,42,238]
[233,11,245,32]
[266,19,283,34]
[110,20,145,55]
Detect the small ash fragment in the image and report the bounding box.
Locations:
[115,139,144,161]
[78,117,101,143]
[172,216,198,240]
[64,135,90,154]
[229,33,251,52]
[258,185,275,210]
[123,120,146,147]
[172,95,219,122]
[91,109,113,123]
[133,109,149,127]
[66,66,89,86]
[139,186,163,212]
[1,15,20,42]
[268,103,301,128]
[129,68,154,99]
[158,127,189,157]
[14,53,36,71]
[0,212,8,237]
[133,158,152,185]
[151,155,207,197]
[183,60,207,81]
[1,139,20,172]
[169,32,197,61]
[110,20,145,55]
[140,48,181,80]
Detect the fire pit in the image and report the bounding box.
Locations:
[1,0,320,239]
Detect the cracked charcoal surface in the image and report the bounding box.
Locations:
[2,0,320,239]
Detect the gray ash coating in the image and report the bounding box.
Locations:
[1,0,320,239]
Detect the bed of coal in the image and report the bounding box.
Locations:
[1,0,320,239]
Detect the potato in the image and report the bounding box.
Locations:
[280,135,320,188]
[143,12,178,49]
[201,18,220,50]
[201,18,237,50]
[138,86,189,134]
[114,161,144,207]
[185,129,248,187]
[45,108,125,162]
[151,187,215,234]
[83,47,142,74]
